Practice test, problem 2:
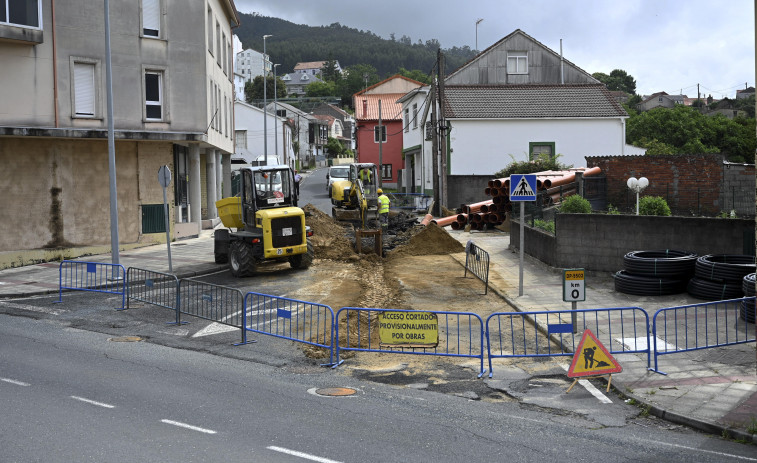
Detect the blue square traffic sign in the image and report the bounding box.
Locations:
[509,174,537,201]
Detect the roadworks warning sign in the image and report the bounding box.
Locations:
[568,329,622,377]
[378,311,439,348]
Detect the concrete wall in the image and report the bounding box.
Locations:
[0,137,171,254]
[511,214,754,273]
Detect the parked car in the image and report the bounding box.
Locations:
[326,165,350,197]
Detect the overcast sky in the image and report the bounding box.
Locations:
[233,0,754,98]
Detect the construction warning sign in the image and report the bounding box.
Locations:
[378,311,439,348]
[567,329,622,377]
[509,174,537,201]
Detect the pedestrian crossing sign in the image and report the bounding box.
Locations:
[567,329,623,377]
[509,174,537,201]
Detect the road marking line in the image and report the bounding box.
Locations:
[561,364,612,403]
[0,301,66,315]
[70,396,115,408]
[1,378,30,386]
[267,446,342,463]
[192,293,290,338]
[160,419,216,434]
[647,439,757,461]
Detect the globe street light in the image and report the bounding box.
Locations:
[262,34,272,165]
[627,176,649,215]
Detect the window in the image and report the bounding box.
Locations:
[206,8,212,53]
[374,125,386,143]
[412,103,418,128]
[529,142,555,160]
[404,108,409,132]
[235,130,247,149]
[142,0,160,38]
[222,32,227,74]
[215,21,221,66]
[1,0,40,28]
[507,52,528,74]
[73,61,96,117]
[381,164,392,180]
[144,71,163,120]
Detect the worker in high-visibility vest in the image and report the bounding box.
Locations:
[377,188,390,232]
[359,167,373,195]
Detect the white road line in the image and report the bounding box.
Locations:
[267,446,343,463]
[70,396,115,408]
[192,293,291,338]
[1,378,30,386]
[560,364,612,403]
[647,439,757,461]
[160,419,217,434]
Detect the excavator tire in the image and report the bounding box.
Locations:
[289,239,314,270]
[229,240,257,277]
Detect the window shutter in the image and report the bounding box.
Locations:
[74,63,95,116]
[143,0,160,36]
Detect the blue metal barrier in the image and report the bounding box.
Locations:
[486,307,650,377]
[125,267,181,324]
[650,297,756,375]
[335,307,487,377]
[179,279,245,342]
[387,193,431,211]
[243,292,335,366]
[464,241,489,295]
[56,260,126,309]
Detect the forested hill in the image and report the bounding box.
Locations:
[234,12,477,78]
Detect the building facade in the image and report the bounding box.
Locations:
[0,0,238,268]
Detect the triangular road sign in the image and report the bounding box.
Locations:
[511,177,535,197]
[567,329,623,378]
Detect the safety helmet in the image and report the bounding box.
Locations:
[377,188,383,194]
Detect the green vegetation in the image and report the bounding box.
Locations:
[494,153,572,178]
[532,219,555,234]
[747,417,757,434]
[560,195,592,214]
[638,196,671,216]
[244,75,287,103]
[592,69,636,95]
[606,204,621,215]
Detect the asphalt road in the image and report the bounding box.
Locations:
[3,314,757,463]
[300,165,333,215]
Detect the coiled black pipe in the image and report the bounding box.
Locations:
[614,270,688,296]
[623,250,697,277]
[694,255,756,283]
[741,273,755,323]
[687,276,744,301]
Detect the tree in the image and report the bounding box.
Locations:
[321,58,341,82]
[325,136,344,157]
[305,80,337,97]
[397,67,431,84]
[592,69,637,95]
[244,75,286,103]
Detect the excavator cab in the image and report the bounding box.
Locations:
[331,162,379,228]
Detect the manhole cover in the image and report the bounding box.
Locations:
[108,336,143,342]
[315,387,357,397]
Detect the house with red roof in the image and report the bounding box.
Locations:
[353,75,424,188]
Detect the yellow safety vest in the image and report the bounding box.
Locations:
[378,194,390,214]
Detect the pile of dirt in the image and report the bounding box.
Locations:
[302,204,356,260]
[388,223,464,257]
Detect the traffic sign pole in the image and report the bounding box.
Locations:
[158,165,173,273]
[519,202,524,296]
[510,174,537,297]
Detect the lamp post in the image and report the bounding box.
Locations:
[262,34,272,165]
[273,63,280,165]
[475,18,483,51]
[627,176,649,215]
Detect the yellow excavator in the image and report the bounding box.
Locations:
[330,162,380,228]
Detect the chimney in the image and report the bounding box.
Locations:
[362,99,368,118]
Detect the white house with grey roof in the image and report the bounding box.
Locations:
[399,29,645,208]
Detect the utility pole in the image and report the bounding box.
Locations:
[475,18,483,51]
[437,48,447,213]
[378,99,383,189]
[431,76,439,217]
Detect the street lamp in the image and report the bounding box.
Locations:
[627,176,649,215]
[262,34,272,165]
[475,18,483,51]
[273,63,280,165]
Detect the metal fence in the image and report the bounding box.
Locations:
[56,261,126,309]
[335,307,487,377]
[387,193,432,211]
[650,297,756,374]
[126,267,180,322]
[179,279,245,342]
[464,241,489,295]
[244,292,336,366]
[486,307,650,377]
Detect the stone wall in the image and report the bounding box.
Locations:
[511,213,754,272]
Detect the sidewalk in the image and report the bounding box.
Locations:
[0,224,755,441]
[447,229,757,443]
